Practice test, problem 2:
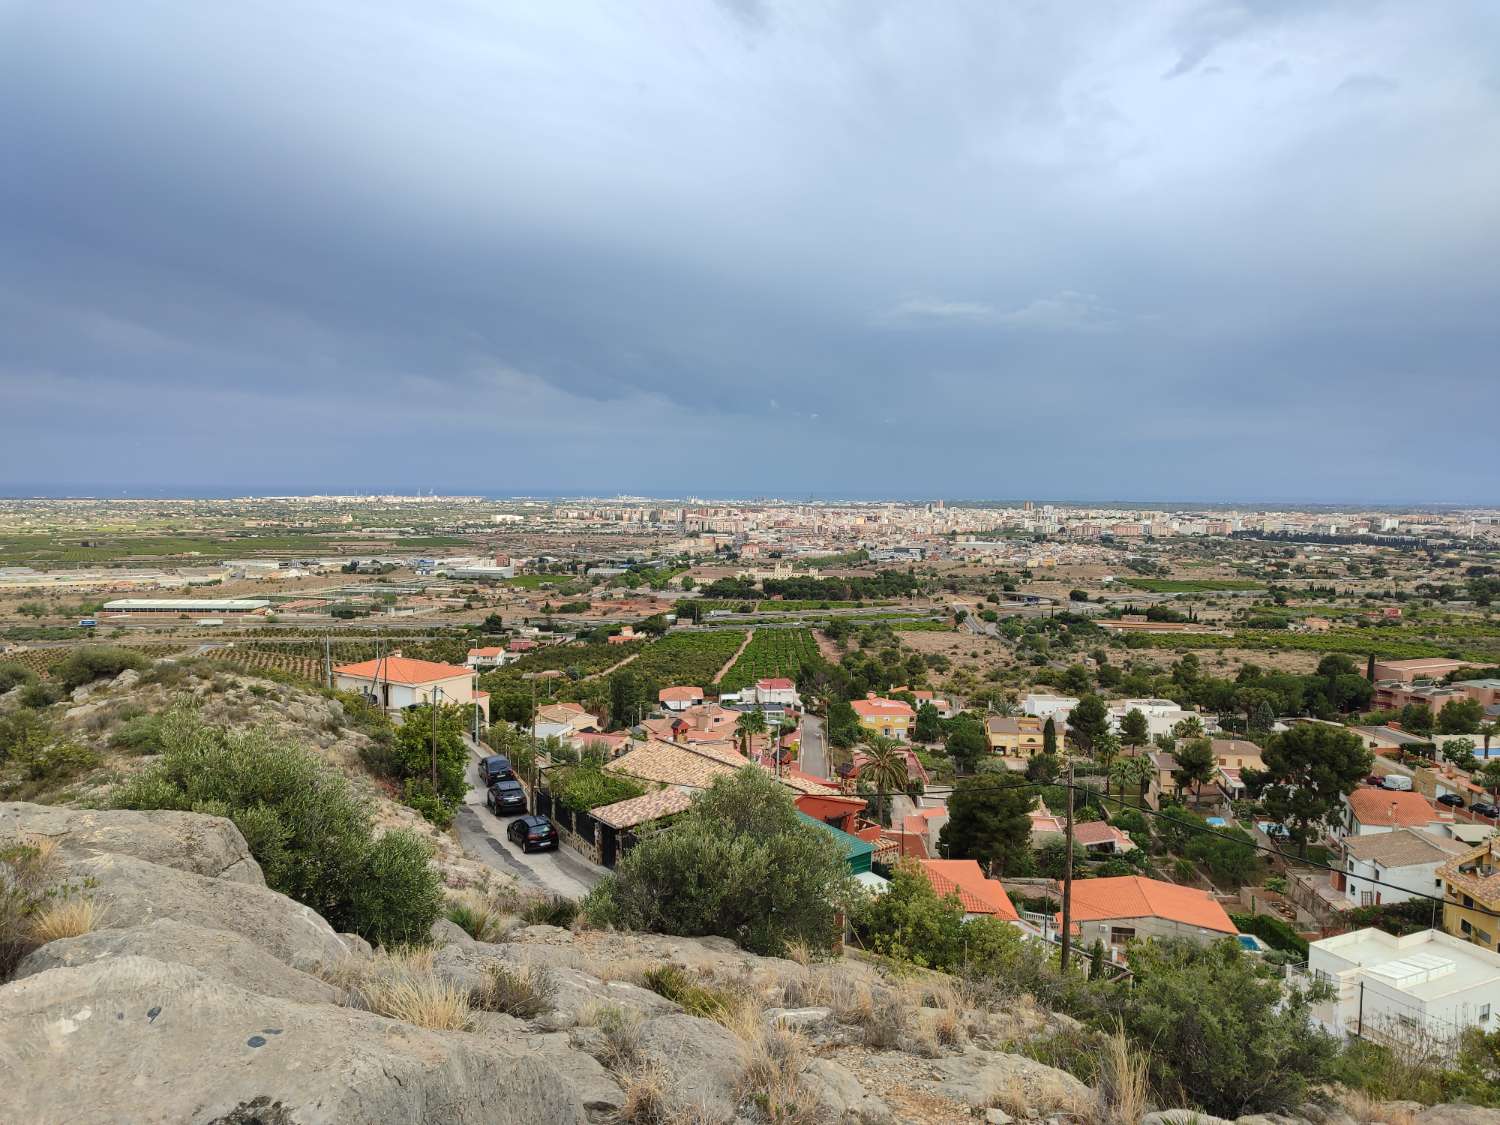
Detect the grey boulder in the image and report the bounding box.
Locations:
[0,802,264,884]
[66,851,352,971]
[0,956,589,1125]
[14,918,343,1005]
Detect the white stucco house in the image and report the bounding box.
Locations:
[333,654,488,721]
[1340,829,1468,908]
[1306,928,1500,1048]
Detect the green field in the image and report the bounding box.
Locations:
[1121,578,1263,593]
[0,533,468,566]
[628,630,748,689]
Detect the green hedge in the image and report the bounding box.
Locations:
[1230,911,1309,957]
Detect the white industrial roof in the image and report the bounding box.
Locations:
[102,598,270,611]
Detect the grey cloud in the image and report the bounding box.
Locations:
[0,0,1498,501]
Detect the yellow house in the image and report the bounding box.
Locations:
[850,693,914,741]
[1438,839,1500,953]
[986,714,1047,757]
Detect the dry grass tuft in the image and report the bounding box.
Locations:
[597,1006,646,1072]
[1339,1089,1417,1125]
[986,1072,1032,1119]
[470,962,554,1019]
[735,1018,819,1125]
[29,896,104,943]
[860,990,912,1050]
[361,973,472,1031]
[618,1062,673,1125]
[445,889,512,944]
[1097,1026,1150,1125]
[783,939,814,970]
[596,957,656,984]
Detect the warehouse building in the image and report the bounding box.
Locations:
[101,598,271,614]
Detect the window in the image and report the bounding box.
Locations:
[1361,891,1375,907]
[1463,919,1473,935]
[1482,1005,1492,1022]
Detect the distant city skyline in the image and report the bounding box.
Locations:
[3,3,1498,501]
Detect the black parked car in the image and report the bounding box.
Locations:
[506,815,557,853]
[1472,802,1499,819]
[486,778,527,816]
[1436,793,1467,808]
[479,755,514,785]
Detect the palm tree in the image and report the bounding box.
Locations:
[1109,754,1155,806]
[858,736,911,797]
[1482,721,1499,754]
[1171,715,1204,740]
[735,709,767,758]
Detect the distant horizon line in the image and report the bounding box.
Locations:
[0,483,1488,511]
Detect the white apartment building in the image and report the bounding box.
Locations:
[1306,928,1500,1048]
[1106,698,1206,740]
[1022,693,1078,724]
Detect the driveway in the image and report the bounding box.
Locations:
[456,742,605,900]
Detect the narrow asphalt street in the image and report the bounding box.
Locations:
[455,740,605,900]
[800,713,828,779]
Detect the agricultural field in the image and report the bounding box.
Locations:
[480,639,644,687]
[1120,578,1263,593]
[718,628,819,692]
[628,630,748,689]
[1130,627,1500,662]
[0,532,467,567]
[0,642,194,680]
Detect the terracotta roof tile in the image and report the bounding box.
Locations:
[1061,876,1235,934]
[334,656,474,685]
[918,859,1019,921]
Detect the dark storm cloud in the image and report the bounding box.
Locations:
[1,0,1498,500]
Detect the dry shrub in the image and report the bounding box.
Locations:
[619,1062,672,1125]
[736,1020,819,1125]
[783,939,814,970]
[1097,1026,1150,1125]
[361,973,472,1031]
[2,837,63,978]
[597,1006,646,1072]
[29,896,105,944]
[1032,1071,1097,1121]
[860,990,911,1050]
[471,962,554,1019]
[596,957,655,984]
[1339,1090,1417,1125]
[987,1071,1032,1119]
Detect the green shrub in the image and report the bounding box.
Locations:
[110,713,170,756]
[110,707,441,945]
[640,964,733,1020]
[401,779,454,829]
[583,767,852,956]
[552,765,644,812]
[0,663,38,694]
[19,683,62,709]
[52,646,149,692]
[520,894,578,928]
[12,740,100,782]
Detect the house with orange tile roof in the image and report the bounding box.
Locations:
[856,825,930,863]
[465,645,514,670]
[917,859,1020,922]
[1341,788,1454,840]
[1058,875,1236,956]
[533,702,600,739]
[900,806,950,856]
[850,693,915,741]
[1073,820,1137,856]
[333,653,488,720]
[658,685,704,712]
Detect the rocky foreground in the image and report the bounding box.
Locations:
[1,801,1495,1125]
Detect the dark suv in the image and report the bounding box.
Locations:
[486,778,527,816]
[479,755,513,785]
[506,815,557,853]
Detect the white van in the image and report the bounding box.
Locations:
[1381,774,1413,792]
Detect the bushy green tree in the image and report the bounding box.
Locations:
[853,860,1025,973]
[1123,939,1338,1117]
[111,708,441,945]
[826,699,861,749]
[389,702,469,823]
[582,767,852,955]
[945,716,988,774]
[914,702,942,743]
[1439,698,1484,735]
[938,772,1035,876]
[0,663,37,694]
[1042,715,1058,755]
[1244,724,1371,856]
[1172,737,1217,804]
[1119,707,1149,748]
[1069,694,1110,753]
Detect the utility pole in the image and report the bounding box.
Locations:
[1060,760,1075,972]
[429,686,441,789]
[324,633,332,690]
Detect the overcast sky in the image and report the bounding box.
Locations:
[2,1,1498,502]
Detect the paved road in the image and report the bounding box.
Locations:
[454,742,605,900]
[800,713,828,779]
